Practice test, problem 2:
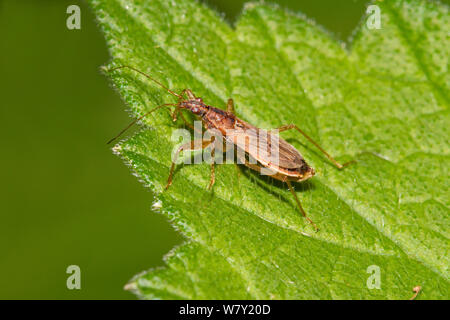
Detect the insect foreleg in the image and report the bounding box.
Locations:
[179,88,196,100]
[176,109,198,132]
[165,139,213,190]
[285,181,318,231]
[272,124,355,169]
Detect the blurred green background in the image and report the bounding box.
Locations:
[0,0,401,299]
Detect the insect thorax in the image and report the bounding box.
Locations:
[202,107,236,133]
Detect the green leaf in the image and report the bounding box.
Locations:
[89,0,449,299]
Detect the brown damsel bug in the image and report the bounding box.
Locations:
[107,65,355,231]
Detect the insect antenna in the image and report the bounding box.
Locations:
[106,65,183,99]
[107,103,177,145]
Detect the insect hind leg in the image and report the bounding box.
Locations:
[273,124,355,169]
[236,152,318,231]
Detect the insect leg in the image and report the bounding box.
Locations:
[171,89,195,122]
[179,89,196,100]
[165,139,213,190]
[177,109,197,132]
[208,136,216,190]
[236,153,262,173]
[236,152,318,230]
[285,181,318,231]
[273,124,355,169]
[170,105,180,122]
[409,286,421,300]
[226,98,235,114]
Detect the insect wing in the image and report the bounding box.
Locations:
[225,125,304,169]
